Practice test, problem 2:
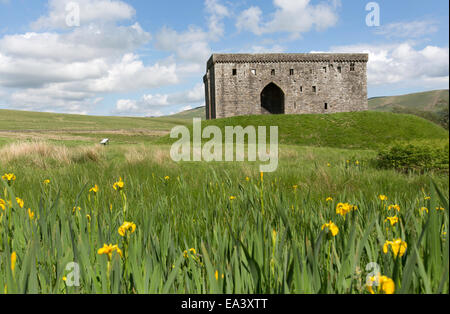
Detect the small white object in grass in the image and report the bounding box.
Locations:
[100,139,109,145]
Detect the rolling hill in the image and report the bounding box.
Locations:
[369,89,448,112]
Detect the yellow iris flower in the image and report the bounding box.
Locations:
[2,173,16,185]
[336,202,357,217]
[113,177,124,191]
[384,216,399,226]
[118,221,136,237]
[89,184,99,194]
[367,274,395,294]
[321,221,339,237]
[97,244,123,260]
[16,197,24,209]
[383,239,407,258]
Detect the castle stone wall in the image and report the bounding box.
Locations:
[204,53,368,119]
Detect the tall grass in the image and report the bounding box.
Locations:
[0,144,448,294]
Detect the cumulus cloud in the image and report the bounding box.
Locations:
[0,0,180,114]
[113,83,204,116]
[331,42,449,87]
[236,0,340,38]
[153,0,230,78]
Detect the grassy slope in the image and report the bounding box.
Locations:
[0,109,189,131]
[369,89,449,112]
[163,111,448,150]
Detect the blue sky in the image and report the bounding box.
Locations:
[0,0,448,116]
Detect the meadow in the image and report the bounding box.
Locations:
[0,109,448,294]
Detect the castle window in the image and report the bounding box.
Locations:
[324,103,328,110]
[232,69,237,75]
[312,86,317,93]
[300,86,303,93]
[271,69,276,75]
[350,63,355,71]
[323,67,327,73]
[251,69,256,75]
[290,69,294,75]
[337,66,342,73]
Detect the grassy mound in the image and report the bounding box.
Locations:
[161,111,448,150]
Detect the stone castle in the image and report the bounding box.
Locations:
[203,53,369,120]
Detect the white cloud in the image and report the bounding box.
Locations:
[0,0,180,114]
[331,42,449,87]
[236,0,340,38]
[113,83,204,116]
[373,20,439,39]
[205,0,230,38]
[31,0,136,30]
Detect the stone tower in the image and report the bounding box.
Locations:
[203,53,369,120]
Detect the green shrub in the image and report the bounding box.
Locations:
[376,141,449,173]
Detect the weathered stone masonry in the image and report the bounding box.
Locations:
[203,53,369,120]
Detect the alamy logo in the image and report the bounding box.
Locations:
[170,119,279,173]
[365,2,380,27]
[66,2,80,27]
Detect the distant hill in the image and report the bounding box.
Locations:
[369,89,448,112]
[159,111,448,150]
[169,106,206,119]
[368,89,449,129]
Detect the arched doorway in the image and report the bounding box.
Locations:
[261,83,285,114]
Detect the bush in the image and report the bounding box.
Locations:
[376,141,449,173]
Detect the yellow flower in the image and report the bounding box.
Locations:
[97,244,123,260]
[86,214,91,221]
[260,172,264,182]
[384,216,399,226]
[229,196,236,201]
[321,221,339,237]
[28,208,35,220]
[379,195,388,201]
[43,179,50,185]
[215,270,219,281]
[245,177,250,182]
[388,204,400,212]
[11,252,17,273]
[118,221,136,237]
[424,196,431,200]
[336,202,357,217]
[383,239,407,258]
[62,276,67,282]
[421,207,429,214]
[0,199,6,211]
[183,248,196,258]
[355,160,360,166]
[326,197,333,202]
[2,173,16,185]
[16,197,24,209]
[327,163,331,167]
[89,184,99,194]
[113,177,124,191]
[293,185,298,190]
[366,274,395,294]
[436,207,445,211]
[164,176,170,181]
[72,206,81,213]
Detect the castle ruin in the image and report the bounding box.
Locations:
[203,53,369,120]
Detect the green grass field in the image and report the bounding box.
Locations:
[0,109,448,294]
